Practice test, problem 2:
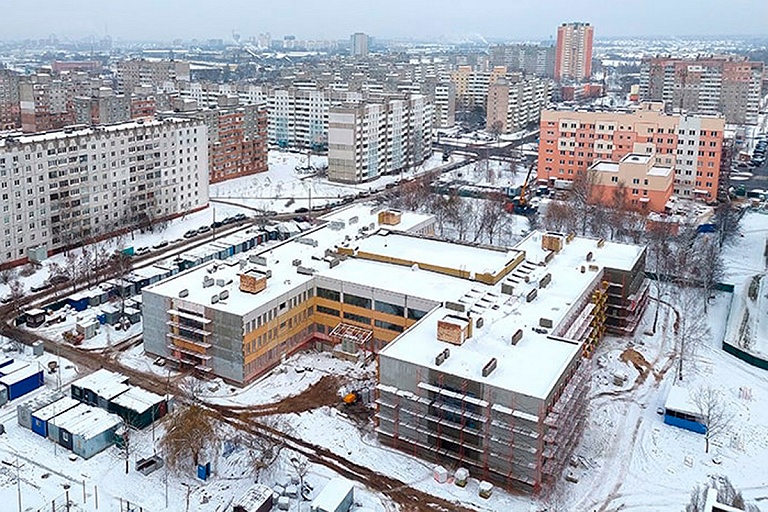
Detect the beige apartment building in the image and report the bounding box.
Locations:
[539,102,725,201]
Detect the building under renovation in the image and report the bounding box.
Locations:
[375,232,647,493]
[141,206,647,491]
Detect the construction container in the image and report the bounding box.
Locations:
[25,309,46,328]
[108,387,167,429]
[101,305,120,326]
[0,366,44,401]
[311,478,354,512]
[66,293,90,312]
[49,404,122,459]
[0,361,29,377]
[124,307,141,324]
[0,356,15,369]
[76,320,99,340]
[16,391,62,430]
[32,340,44,356]
[31,397,80,437]
[231,484,274,512]
[70,369,130,408]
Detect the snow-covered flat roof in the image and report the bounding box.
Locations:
[110,387,165,414]
[58,406,122,439]
[32,396,80,422]
[0,365,41,385]
[0,361,30,376]
[311,478,354,512]
[144,205,437,316]
[316,257,474,304]
[234,484,272,510]
[70,369,129,393]
[343,231,520,277]
[665,385,701,417]
[380,232,646,400]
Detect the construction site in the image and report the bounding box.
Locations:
[374,232,647,493]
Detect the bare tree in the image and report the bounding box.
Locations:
[568,171,599,236]
[675,289,711,381]
[541,200,577,234]
[690,237,725,313]
[478,192,509,245]
[646,222,679,334]
[691,387,734,454]
[712,201,742,248]
[160,404,220,473]
[0,268,16,286]
[7,278,25,316]
[686,475,761,512]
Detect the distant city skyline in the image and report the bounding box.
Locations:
[0,0,766,42]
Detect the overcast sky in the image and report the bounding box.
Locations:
[1,0,766,41]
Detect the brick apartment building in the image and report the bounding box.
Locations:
[538,102,725,203]
[170,98,268,183]
[0,67,21,130]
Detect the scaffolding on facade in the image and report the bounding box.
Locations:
[330,322,373,355]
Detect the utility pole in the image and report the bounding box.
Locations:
[15,457,21,512]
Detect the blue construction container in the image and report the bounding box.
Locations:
[31,397,80,437]
[66,293,90,312]
[0,366,44,401]
[0,361,29,377]
[0,356,14,369]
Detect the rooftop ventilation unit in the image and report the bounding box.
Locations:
[482,358,497,377]
[203,276,214,288]
[511,329,523,345]
[435,348,451,366]
[211,294,219,304]
[219,290,229,301]
[178,289,189,298]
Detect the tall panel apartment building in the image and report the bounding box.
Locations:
[639,56,764,125]
[0,67,21,130]
[269,87,333,150]
[328,95,433,183]
[538,102,725,202]
[433,82,456,128]
[486,77,553,134]
[490,44,556,78]
[171,101,268,183]
[554,22,594,82]
[74,88,131,126]
[0,118,208,267]
[19,75,76,133]
[117,60,191,94]
[351,33,370,58]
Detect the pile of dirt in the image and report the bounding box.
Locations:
[241,375,342,416]
[619,347,654,384]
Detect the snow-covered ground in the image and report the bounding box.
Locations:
[210,150,456,213]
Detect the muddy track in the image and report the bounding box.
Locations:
[1,325,480,512]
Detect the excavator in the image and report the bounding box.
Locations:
[505,159,538,215]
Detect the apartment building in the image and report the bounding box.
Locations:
[328,94,433,183]
[0,118,208,267]
[19,75,76,133]
[538,102,725,201]
[170,100,268,183]
[351,33,370,58]
[451,65,510,108]
[0,67,21,130]
[269,87,334,151]
[588,150,675,212]
[142,206,647,493]
[639,55,764,125]
[554,22,594,82]
[490,44,556,78]
[433,82,456,129]
[74,88,131,126]
[486,77,553,134]
[117,60,191,94]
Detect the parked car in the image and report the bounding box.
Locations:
[152,240,169,250]
[30,282,53,293]
[196,225,211,234]
[294,207,309,214]
[183,230,197,239]
[234,213,247,221]
[48,274,71,286]
[211,221,223,229]
[222,216,236,225]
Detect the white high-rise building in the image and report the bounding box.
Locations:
[0,118,208,267]
[351,33,370,58]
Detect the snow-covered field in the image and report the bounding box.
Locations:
[209,150,456,213]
